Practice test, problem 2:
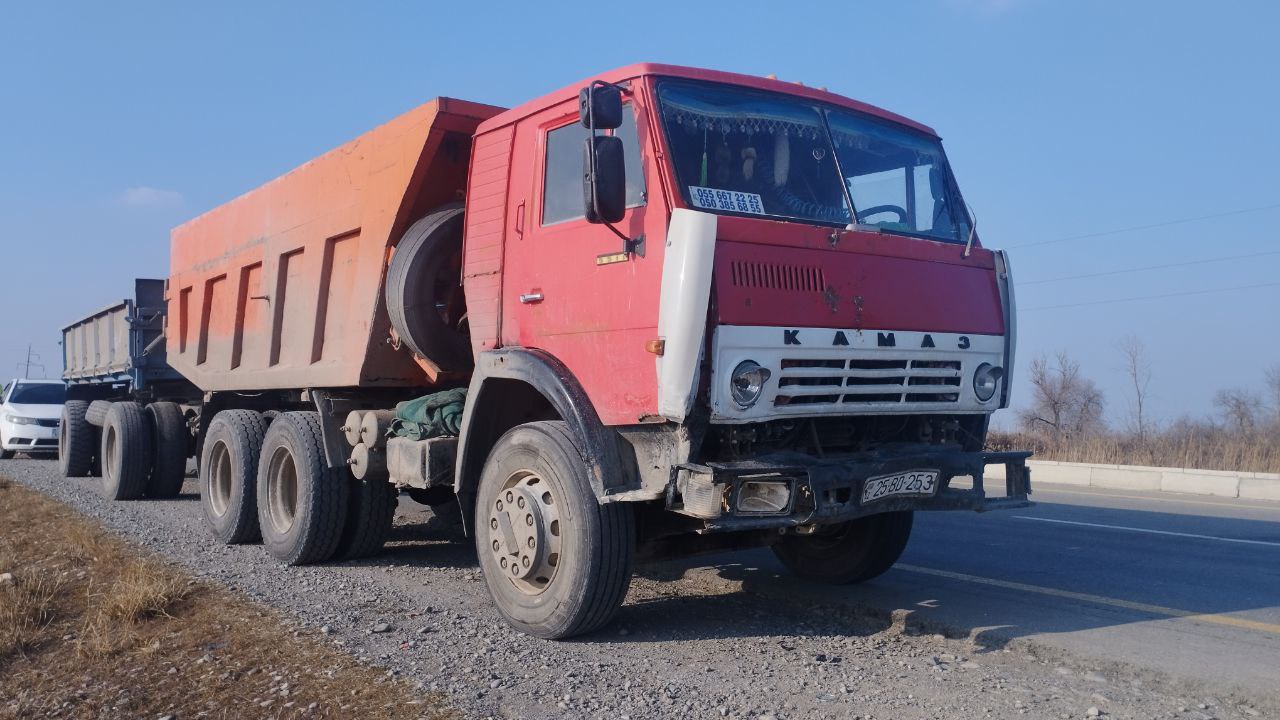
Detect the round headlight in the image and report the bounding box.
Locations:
[973,363,1004,402]
[730,360,772,409]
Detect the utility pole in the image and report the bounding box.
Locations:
[18,344,45,378]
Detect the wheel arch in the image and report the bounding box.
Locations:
[454,349,640,533]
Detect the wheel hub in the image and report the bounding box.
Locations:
[487,470,561,595]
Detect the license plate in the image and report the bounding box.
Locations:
[861,469,939,504]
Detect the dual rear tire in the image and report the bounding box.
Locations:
[198,410,394,565]
[96,401,189,500]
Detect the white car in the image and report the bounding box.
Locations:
[0,378,65,459]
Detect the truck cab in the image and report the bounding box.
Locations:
[451,64,1030,633]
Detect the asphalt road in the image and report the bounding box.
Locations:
[679,483,1280,695]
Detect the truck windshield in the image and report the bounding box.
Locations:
[656,80,970,242]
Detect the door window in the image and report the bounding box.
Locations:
[541,107,646,226]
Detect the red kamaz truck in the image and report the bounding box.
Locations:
[60,64,1030,639]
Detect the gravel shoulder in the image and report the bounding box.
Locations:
[3,457,1273,720]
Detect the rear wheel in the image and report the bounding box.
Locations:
[474,421,634,639]
[200,410,267,544]
[59,400,96,477]
[146,401,189,498]
[771,511,914,585]
[99,402,152,500]
[256,412,349,565]
[333,477,398,560]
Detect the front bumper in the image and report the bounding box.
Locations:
[1,422,59,452]
[669,444,1032,532]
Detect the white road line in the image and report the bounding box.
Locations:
[1013,515,1280,547]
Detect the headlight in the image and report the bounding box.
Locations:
[5,415,38,425]
[730,360,772,409]
[973,363,1004,402]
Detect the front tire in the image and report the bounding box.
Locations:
[256,412,349,565]
[772,511,914,585]
[200,409,267,544]
[474,421,634,639]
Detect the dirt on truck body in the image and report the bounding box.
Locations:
[59,63,1030,640]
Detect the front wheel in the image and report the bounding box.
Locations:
[475,421,634,639]
[772,511,914,585]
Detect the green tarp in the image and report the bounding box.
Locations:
[390,387,467,440]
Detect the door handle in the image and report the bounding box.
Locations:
[519,292,544,304]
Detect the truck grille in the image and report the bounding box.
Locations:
[775,358,962,407]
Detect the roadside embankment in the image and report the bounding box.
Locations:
[0,475,452,720]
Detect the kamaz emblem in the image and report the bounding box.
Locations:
[783,330,971,349]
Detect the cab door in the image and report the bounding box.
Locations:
[501,87,668,425]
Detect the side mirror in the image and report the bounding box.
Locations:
[583,135,626,224]
[579,83,622,130]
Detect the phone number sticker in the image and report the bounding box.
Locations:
[688,186,765,215]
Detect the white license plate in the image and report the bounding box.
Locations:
[861,470,939,504]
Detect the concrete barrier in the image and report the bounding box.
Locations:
[985,460,1280,501]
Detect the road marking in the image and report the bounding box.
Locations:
[1012,515,1280,548]
[1036,486,1280,511]
[897,564,1280,635]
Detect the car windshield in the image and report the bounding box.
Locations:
[8,383,65,405]
[655,80,970,242]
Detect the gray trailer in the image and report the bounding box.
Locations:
[59,279,199,498]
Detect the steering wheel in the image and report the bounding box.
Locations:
[856,205,908,224]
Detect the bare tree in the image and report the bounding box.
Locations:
[1213,388,1262,433]
[1264,363,1280,422]
[1118,334,1153,439]
[1019,350,1106,439]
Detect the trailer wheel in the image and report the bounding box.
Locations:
[200,410,267,544]
[772,511,914,585]
[385,202,472,371]
[145,402,189,498]
[333,478,398,560]
[475,421,634,639]
[59,400,96,477]
[99,402,152,500]
[257,411,349,565]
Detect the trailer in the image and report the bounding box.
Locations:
[75,64,1031,639]
[59,278,200,495]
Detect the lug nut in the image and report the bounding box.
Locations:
[525,514,533,526]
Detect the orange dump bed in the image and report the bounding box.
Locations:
[168,98,504,392]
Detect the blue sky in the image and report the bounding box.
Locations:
[1,1,1276,427]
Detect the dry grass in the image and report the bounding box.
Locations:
[988,428,1280,474]
[0,477,454,720]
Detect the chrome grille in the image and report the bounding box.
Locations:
[774,358,962,407]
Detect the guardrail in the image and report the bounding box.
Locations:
[985,460,1280,501]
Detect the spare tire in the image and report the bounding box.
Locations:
[385,202,471,371]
